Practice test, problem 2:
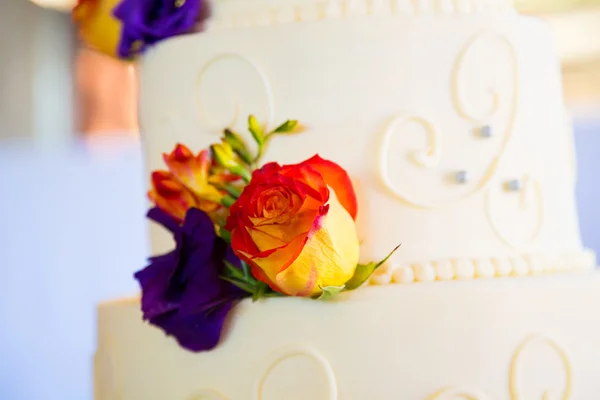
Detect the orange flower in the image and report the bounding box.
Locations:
[226,155,359,297]
[163,145,223,204]
[148,171,197,223]
[148,170,219,223]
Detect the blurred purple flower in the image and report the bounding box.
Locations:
[113,0,208,59]
[134,207,246,352]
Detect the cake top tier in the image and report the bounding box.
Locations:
[211,0,516,26]
[73,0,516,60]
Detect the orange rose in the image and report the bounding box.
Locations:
[226,155,359,297]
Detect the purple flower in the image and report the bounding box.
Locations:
[134,207,247,352]
[113,0,209,59]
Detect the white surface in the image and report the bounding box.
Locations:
[139,9,592,273]
[97,273,600,399]
[0,138,147,400]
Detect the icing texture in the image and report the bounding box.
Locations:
[139,12,592,273]
[95,274,600,399]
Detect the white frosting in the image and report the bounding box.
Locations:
[100,3,600,399]
[95,274,600,399]
[138,8,595,274]
[208,0,516,29]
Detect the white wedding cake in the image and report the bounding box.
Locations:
[79,0,600,398]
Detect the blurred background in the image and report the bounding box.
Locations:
[0,0,599,399]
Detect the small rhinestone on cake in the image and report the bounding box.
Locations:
[455,170,470,184]
[505,179,523,191]
[479,125,493,138]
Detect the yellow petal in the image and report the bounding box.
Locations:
[249,210,317,250]
[76,0,123,58]
[275,192,359,297]
[246,233,308,285]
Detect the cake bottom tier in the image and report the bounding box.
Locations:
[95,272,600,400]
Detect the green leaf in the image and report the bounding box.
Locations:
[248,115,265,145]
[223,260,245,281]
[344,244,401,290]
[316,285,346,300]
[220,276,256,295]
[241,261,251,280]
[252,282,269,302]
[224,129,253,165]
[272,119,299,134]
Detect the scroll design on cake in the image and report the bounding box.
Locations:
[378,31,518,209]
[484,175,544,250]
[379,113,442,172]
[451,31,518,194]
[195,54,275,133]
[254,346,338,400]
[509,334,573,400]
[428,387,490,400]
[427,335,572,400]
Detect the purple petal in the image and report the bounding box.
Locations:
[149,301,234,352]
[147,207,180,235]
[182,208,216,248]
[135,251,180,319]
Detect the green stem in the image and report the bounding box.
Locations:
[241,262,250,280]
[221,196,236,208]
[219,228,231,244]
[252,134,276,168]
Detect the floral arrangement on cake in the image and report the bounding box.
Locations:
[73,0,211,59]
[136,115,398,352]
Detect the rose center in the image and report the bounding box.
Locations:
[263,193,287,218]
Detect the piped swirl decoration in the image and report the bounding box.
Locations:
[188,389,229,400]
[428,387,490,400]
[379,115,443,202]
[451,32,519,196]
[255,346,338,400]
[509,335,573,400]
[182,347,337,400]
[195,54,275,133]
[97,337,573,399]
[428,335,572,400]
[378,31,518,209]
[484,175,544,250]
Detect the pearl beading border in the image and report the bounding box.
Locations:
[209,0,516,30]
[368,250,596,285]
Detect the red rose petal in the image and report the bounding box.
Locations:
[299,155,358,220]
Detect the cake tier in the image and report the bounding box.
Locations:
[208,0,515,28]
[95,272,600,399]
[138,11,594,273]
